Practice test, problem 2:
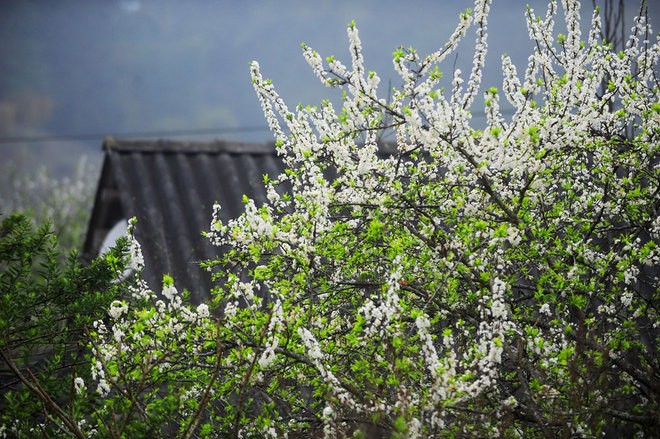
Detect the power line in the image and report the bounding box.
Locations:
[0,108,517,145]
[0,126,271,145]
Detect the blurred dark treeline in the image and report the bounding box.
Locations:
[1,0,656,180]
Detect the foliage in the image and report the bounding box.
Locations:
[0,213,129,437]
[5,0,657,437]
[0,213,219,437]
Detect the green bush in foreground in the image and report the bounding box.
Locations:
[0,214,129,437]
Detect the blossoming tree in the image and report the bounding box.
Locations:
[84,0,658,437]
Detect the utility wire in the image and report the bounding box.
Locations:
[0,126,271,144]
[0,107,515,145]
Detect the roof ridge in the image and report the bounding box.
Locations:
[103,136,277,154]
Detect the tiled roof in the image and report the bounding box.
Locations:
[83,137,285,303]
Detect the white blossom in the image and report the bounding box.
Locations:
[108,300,128,319]
[196,303,210,319]
[539,303,552,316]
[74,377,86,395]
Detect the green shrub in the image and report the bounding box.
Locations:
[0,213,129,437]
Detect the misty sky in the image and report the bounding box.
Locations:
[1,0,657,178]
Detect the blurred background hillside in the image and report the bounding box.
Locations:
[1,0,657,250]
